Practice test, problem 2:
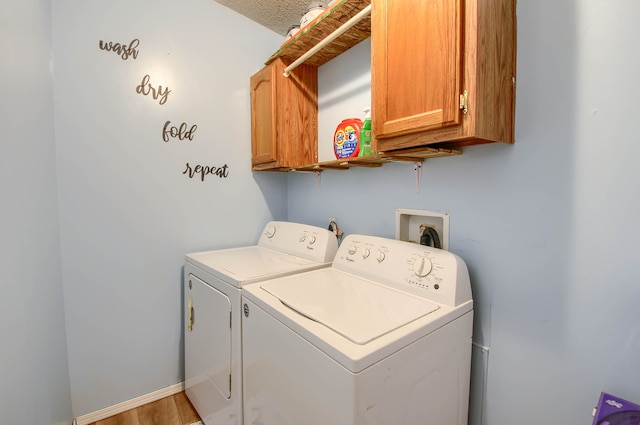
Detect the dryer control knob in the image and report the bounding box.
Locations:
[299,234,307,242]
[377,250,386,263]
[412,256,433,277]
[348,245,358,255]
[265,225,277,238]
[362,248,371,259]
[310,235,317,244]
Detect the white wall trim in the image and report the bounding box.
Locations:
[74,382,184,425]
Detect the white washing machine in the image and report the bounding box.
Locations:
[241,234,474,425]
[184,221,338,425]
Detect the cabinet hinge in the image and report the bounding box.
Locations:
[459,90,468,115]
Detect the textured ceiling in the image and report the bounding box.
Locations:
[214,0,315,36]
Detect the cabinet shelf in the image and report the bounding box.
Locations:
[266,0,372,68]
[282,147,462,172]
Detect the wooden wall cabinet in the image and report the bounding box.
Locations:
[371,0,516,152]
[249,0,515,171]
[250,57,318,170]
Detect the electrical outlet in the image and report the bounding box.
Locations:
[396,209,449,250]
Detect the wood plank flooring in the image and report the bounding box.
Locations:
[89,392,201,425]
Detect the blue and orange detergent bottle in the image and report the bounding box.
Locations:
[358,107,373,157]
[333,118,362,159]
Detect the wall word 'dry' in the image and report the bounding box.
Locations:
[136,74,171,106]
[98,37,229,182]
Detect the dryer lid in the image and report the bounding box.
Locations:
[260,272,440,345]
[186,246,327,286]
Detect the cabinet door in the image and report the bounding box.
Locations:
[250,59,318,170]
[251,64,277,166]
[372,0,463,140]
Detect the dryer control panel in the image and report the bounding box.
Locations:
[333,234,472,307]
[257,221,338,263]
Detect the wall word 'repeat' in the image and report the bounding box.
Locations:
[98,38,140,60]
[136,74,171,105]
[183,162,230,181]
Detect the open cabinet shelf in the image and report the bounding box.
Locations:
[287,147,462,172]
[266,0,372,68]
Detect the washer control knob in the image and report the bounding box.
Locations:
[299,234,307,243]
[412,256,433,277]
[348,245,358,255]
[310,235,317,244]
[362,248,371,259]
[377,250,386,263]
[265,225,276,238]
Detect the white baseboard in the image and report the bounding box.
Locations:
[74,382,185,425]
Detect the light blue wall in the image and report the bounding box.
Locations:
[3,0,639,423]
[51,0,286,417]
[288,1,640,424]
[0,0,73,424]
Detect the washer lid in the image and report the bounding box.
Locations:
[260,273,440,345]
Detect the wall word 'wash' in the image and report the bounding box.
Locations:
[98,38,140,60]
[183,163,230,181]
[136,74,170,105]
[163,121,197,142]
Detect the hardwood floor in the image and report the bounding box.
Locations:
[89,392,201,425]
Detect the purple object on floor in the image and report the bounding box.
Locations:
[593,392,640,425]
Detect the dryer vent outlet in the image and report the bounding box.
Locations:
[327,218,343,240]
[396,209,449,251]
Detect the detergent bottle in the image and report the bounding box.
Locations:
[358,107,373,157]
[333,118,362,159]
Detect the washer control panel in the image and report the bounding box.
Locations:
[334,234,471,307]
[258,221,338,263]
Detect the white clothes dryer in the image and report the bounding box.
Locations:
[184,221,338,425]
[241,234,474,425]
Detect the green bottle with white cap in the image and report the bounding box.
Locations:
[358,107,373,157]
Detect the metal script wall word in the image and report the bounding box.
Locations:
[136,74,171,105]
[183,163,230,181]
[98,38,140,60]
[163,121,197,142]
